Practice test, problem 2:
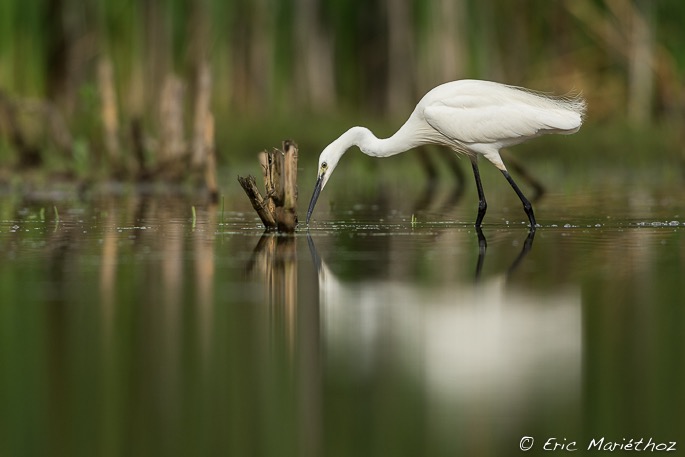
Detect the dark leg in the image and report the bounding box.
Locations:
[501,169,537,230]
[502,151,545,200]
[471,157,487,227]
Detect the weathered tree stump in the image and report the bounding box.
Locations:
[238,140,298,232]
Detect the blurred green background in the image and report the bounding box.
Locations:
[0,0,683,180]
[1,3,685,456]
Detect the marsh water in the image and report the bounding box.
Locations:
[1,160,684,457]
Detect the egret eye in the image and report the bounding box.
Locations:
[321,162,328,170]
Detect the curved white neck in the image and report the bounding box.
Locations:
[337,126,414,158]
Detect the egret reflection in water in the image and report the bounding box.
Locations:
[306,230,582,434]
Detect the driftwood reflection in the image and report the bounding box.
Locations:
[247,232,322,457]
[246,233,298,351]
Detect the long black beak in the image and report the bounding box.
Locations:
[306,175,324,224]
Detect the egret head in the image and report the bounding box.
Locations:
[306,143,345,224]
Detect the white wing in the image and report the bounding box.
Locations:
[423,84,585,145]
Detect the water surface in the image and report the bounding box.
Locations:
[0,178,683,456]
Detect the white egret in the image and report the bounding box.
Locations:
[306,79,586,229]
